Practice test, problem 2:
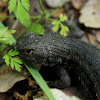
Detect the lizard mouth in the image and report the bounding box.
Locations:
[18,52,47,64]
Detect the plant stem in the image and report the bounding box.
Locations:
[38,0,46,15]
[34,16,44,24]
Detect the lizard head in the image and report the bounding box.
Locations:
[13,32,49,64]
[13,32,64,65]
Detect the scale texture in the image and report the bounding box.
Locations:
[14,32,100,100]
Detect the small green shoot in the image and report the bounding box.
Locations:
[52,14,69,36]
[8,0,31,26]
[3,49,22,72]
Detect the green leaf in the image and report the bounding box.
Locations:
[14,62,22,72]
[21,0,30,11]
[3,49,22,72]
[60,24,69,36]
[14,0,31,26]
[0,27,16,45]
[3,55,10,66]
[8,0,30,26]
[8,49,19,56]
[59,14,67,22]
[11,58,14,69]
[52,24,59,32]
[13,58,23,64]
[23,60,55,100]
[52,20,59,25]
[10,57,22,72]
[9,36,16,45]
[26,24,44,35]
[0,27,8,35]
[12,50,19,55]
[52,20,60,32]
[8,49,13,54]
[8,0,17,13]
[8,29,16,34]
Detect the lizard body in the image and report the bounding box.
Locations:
[14,32,100,100]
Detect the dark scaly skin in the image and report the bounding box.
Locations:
[14,32,100,100]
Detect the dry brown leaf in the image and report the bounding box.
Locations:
[0,65,25,92]
[71,0,86,9]
[51,9,64,18]
[96,32,100,43]
[0,0,8,7]
[79,0,100,28]
[86,33,96,44]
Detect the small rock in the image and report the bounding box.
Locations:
[79,0,100,28]
[45,0,70,8]
[34,88,82,100]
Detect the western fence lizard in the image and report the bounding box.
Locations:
[13,32,100,100]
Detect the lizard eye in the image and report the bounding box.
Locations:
[26,49,34,54]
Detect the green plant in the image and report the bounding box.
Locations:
[8,0,30,26]
[3,49,22,72]
[52,14,69,36]
[0,27,16,45]
[0,23,22,72]
[0,0,70,99]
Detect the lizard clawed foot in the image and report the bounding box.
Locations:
[48,67,71,89]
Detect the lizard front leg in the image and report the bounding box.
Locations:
[40,65,71,89]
